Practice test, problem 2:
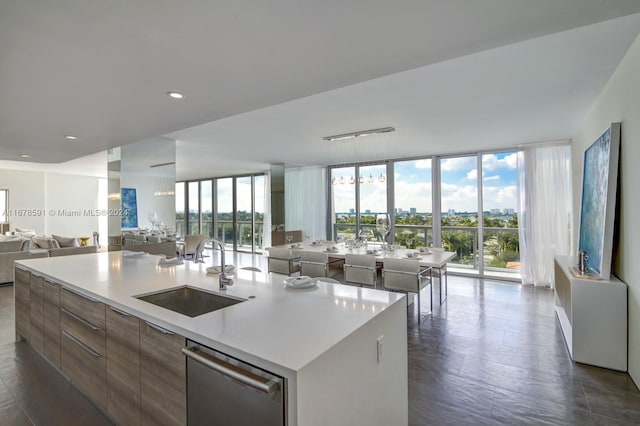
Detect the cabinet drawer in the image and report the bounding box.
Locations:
[61,329,107,411]
[61,307,106,356]
[29,275,45,354]
[60,287,106,329]
[141,321,186,426]
[43,280,61,368]
[14,268,30,341]
[107,306,141,426]
[14,267,31,286]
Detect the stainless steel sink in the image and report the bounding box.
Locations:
[136,287,245,317]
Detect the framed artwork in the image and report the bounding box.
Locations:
[121,187,138,229]
[578,122,621,280]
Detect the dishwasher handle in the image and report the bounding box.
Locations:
[182,347,280,395]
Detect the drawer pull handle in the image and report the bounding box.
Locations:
[62,330,102,358]
[109,306,131,317]
[62,287,99,303]
[146,322,174,335]
[62,308,101,331]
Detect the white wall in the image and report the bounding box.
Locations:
[0,169,104,238]
[44,173,102,237]
[0,169,46,232]
[572,34,640,385]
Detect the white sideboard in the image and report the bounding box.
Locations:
[554,255,627,371]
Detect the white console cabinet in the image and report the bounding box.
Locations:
[554,255,627,371]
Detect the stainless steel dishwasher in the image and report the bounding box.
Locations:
[182,341,285,426]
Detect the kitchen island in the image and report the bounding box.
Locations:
[15,251,408,425]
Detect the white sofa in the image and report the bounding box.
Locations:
[0,235,98,284]
[0,238,48,284]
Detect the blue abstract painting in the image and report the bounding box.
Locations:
[578,128,611,277]
[121,188,138,228]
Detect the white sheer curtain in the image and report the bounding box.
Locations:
[285,166,327,241]
[517,143,573,287]
[261,171,271,250]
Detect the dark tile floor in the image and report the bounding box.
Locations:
[407,276,640,425]
[0,255,638,425]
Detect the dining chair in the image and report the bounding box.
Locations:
[382,258,432,323]
[344,253,377,288]
[266,247,301,276]
[179,234,206,259]
[300,251,342,278]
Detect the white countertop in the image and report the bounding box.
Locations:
[16,251,404,376]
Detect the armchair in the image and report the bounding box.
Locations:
[344,253,377,287]
[266,247,301,276]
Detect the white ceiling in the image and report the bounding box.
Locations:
[2,1,640,180]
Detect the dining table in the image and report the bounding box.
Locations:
[271,241,457,305]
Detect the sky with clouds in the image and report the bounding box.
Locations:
[333,152,517,214]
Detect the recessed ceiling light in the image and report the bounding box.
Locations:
[167,91,184,99]
[65,135,78,140]
[20,154,30,158]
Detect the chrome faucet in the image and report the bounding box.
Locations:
[195,238,234,290]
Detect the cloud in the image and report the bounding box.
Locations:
[483,175,500,181]
[414,159,432,169]
[483,185,517,209]
[394,182,432,212]
[441,156,476,171]
[482,153,518,171]
[467,169,477,180]
[441,185,478,212]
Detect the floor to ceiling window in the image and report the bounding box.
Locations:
[358,164,387,242]
[393,159,432,248]
[254,175,265,249]
[329,150,522,280]
[481,152,520,279]
[331,166,356,241]
[236,176,253,251]
[176,174,265,253]
[187,181,199,235]
[175,183,185,236]
[216,178,233,248]
[200,180,213,237]
[439,155,480,274]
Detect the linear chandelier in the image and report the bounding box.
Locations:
[323,126,395,141]
[332,173,385,185]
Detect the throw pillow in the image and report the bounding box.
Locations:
[52,234,80,248]
[31,235,60,249]
[15,228,36,234]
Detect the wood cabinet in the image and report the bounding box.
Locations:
[60,287,107,411]
[14,267,30,341]
[106,306,141,426]
[14,267,188,425]
[29,274,45,354]
[554,255,628,371]
[43,279,61,368]
[140,321,186,426]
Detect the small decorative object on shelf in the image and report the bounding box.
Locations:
[578,250,589,274]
